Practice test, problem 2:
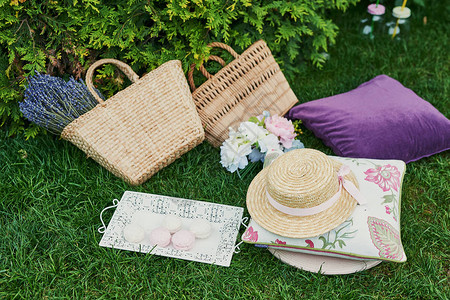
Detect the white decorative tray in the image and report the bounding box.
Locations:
[99,191,244,267]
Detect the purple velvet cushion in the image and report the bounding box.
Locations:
[288,75,450,163]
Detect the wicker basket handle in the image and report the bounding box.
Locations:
[86,58,140,104]
[200,55,226,79]
[188,42,240,91]
[188,55,226,91]
[207,42,239,59]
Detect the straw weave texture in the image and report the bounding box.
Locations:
[266,150,338,209]
[61,60,204,186]
[247,149,359,238]
[189,40,298,147]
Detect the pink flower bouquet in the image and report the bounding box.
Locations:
[220,111,304,174]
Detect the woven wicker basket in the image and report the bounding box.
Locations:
[61,59,204,185]
[188,40,298,147]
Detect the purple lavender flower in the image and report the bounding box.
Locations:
[20,72,104,135]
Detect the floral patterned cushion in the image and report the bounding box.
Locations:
[242,156,407,262]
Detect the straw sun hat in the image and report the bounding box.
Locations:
[246,148,366,238]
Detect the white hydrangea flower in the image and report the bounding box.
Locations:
[238,121,269,145]
[220,128,252,173]
[259,133,282,153]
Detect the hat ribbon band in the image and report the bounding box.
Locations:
[266,165,367,217]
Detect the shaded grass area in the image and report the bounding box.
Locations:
[1,1,449,299]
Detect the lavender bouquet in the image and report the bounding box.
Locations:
[19,72,103,135]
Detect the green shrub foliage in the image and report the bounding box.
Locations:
[0,0,358,137]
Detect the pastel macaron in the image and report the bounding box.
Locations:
[171,229,196,251]
[189,219,212,239]
[123,223,145,243]
[163,215,182,234]
[149,226,171,247]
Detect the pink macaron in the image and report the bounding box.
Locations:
[171,229,196,251]
[148,226,171,248]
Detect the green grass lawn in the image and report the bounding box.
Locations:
[1,2,449,299]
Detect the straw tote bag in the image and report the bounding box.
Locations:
[61,59,204,185]
[188,40,299,147]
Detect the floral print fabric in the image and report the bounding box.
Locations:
[368,217,404,261]
[365,164,402,222]
[364,164,401,192]
[242,156,407,262]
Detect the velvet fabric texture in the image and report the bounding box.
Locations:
[288,75,450,163]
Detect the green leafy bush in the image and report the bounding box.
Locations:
[0,0,359,137]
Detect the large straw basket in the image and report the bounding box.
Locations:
[61,59,204,185]
[188,40,298,147]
